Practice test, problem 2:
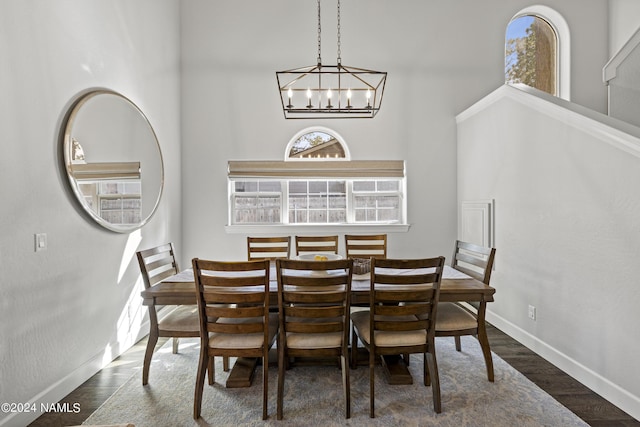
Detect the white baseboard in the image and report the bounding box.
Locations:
[486,309,640,421]
[0,317,152,427]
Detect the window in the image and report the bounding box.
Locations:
[506,16,557,95]
[78,181,142,225]
[227,128,406,229]
[505,6,570,100]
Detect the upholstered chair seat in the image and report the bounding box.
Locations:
[351,311,427,347]
[434,302,478,331]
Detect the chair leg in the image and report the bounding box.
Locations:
[193,348,208,419]
[262,353,269,420]
[424,351,431,386]
[454,336,462,351]
[277,342,285,420]
[350,327,358,369]
[341,354,351,418]
[477,327,495,382]
[142,330,158,385]
[172,337,179,353]
[425,349,442,414]
[369,355,375,418]
[223,356,230,372]
[207,356,215,385]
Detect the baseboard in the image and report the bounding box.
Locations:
[486,309,640,421]
[0,316,152,427]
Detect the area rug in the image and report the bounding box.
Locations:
[83,337,587,427]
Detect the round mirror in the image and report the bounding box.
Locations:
[62,90,164,232]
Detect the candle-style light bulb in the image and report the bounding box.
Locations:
[287,88,293,109]
[346,88,352,108]
[366,89,372,109]
[326,89,333,108]
[306,88,313,108]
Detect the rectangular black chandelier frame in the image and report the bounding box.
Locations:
[276,63,387,119]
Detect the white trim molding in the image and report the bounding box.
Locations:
[603,25,640,83]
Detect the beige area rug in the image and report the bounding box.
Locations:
[83,337,588,427]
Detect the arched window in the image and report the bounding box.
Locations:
[505,6,570,100]
[285,127,350,160]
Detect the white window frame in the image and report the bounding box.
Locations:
[226,163,409,234]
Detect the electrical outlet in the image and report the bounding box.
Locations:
[34,233,47,252]
[528,305,536,320]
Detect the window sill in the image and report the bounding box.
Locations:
[225,223,411,235]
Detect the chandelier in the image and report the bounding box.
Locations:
[276,0,387,119]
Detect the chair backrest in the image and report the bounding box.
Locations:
[344,234,387,259]
[192,258,271,346]
[247,236,291,261]
[369,257,445,347]
[276,258,352,350]
[295,235,339,256]
[451,240,496,285]
[136,243,179,290]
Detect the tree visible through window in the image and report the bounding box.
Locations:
[505,15,557,96]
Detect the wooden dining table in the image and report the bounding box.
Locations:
[141,265,495,387]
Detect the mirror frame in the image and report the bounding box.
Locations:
[62,89,164,232]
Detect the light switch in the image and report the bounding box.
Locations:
[35,233,47,252]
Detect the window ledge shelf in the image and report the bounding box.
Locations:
[225,223,411,235]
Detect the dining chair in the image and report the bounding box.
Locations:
[247,236,291,261]
[434,240,497,381]
[137,243,201,385]
[192,258,277,420]
[294,235,339,256]
[275,258,353,420]
[344,234,387,259]
[351,256,445,417]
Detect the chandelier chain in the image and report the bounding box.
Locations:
[317,0,322,65]
[337,0,341,64]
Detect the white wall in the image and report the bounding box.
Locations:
[608,0,640,55]
[179,0,609,268]
[0,1,181,426]
[457,84,640,419]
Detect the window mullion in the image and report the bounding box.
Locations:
[346,180,354,223]
[282,180,290,224]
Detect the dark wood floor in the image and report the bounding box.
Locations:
[29,324,639,426]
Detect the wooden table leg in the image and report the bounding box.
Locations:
[225,357,258,388]
[381,355,413,385]
[352,347,414,385]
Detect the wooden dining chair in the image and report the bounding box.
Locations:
[434,240,497,381]
[344,234,387,259]
[294,235,339,256]
[351,256,445,417]
[275,258,353,420]
[247,236,291,261]
[137,243,201,385]
[192,258,277,420]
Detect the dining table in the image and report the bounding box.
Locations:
[140,264,496,387]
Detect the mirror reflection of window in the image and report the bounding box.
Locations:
[288,131,346,159]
